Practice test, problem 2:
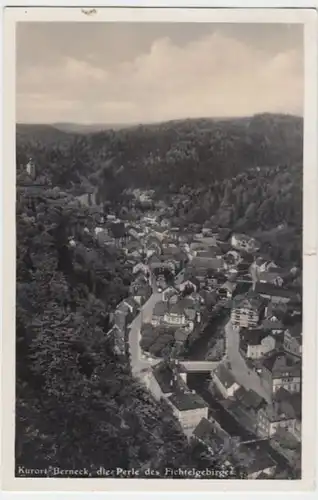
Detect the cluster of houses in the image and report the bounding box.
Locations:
[208,261,302,474]
[140,288,204,358]
[142,359,289,479]
[72,190,302,478]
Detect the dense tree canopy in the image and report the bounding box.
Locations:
[16,113,303,475]
[16,179,199,474]
[17,113,302,194]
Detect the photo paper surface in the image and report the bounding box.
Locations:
[2,6,317,492]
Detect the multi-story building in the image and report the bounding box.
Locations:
[163,303,187,327]
[283,323,302,358]
[231,294,265,329]
[151,301,168,326]
[258,351,301,396]
[167,391,209,436]
[211,363,240,399]
[257,388,301,438]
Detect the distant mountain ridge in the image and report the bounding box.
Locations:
[52,122,133,133]
[16,113,303,194]
[16,123,71,144]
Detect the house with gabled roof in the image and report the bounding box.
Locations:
[258,351,301,396]
[131,283,152,306]
[193,418,226,456]
[238,440,277,479]
[162,286,179,303]
[218,280,237,300]
[253,282,300,304]
[261,315,286,336]
[122,297,139,316]
[211,363,240,399]
[257,388,300,438]
[213,228,232,243]
[163,301,187,327]
[190,257,225,272]
[132,262,149,276]
[227,386,266,433]
[167,391,209,436]
[151,225,169,241]
[258,270,286,287]
[147,254,162,268]
[251,257,278,275]
[149,362,187,399]
[283,323,302,358]
[107,324,126,356]
[151,301,168,326]
[239,328,276,359]
[177,277,200,294]
[235,386,266,415]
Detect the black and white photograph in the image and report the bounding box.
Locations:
[2,5,318,493]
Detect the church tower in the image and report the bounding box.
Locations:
[26,157,36,180]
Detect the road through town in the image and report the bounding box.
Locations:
[127,277,161,377]
[225,320,271,403]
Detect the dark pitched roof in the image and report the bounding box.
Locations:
[183,267,207,279]
[196,248,223,258]
[214,364,237,389]
[162,286,179,297]
[133,284,152,297]
[169,301,187,315]
[124,297,139,310]
[193,417,214,439]
[168,391,208,411]
[240,328,271,347]
[261,318,285,330]
[153,363,178,394]
[262,351,301,376]
[216,228,232,241]
[274,388,301,419]
[286,323,302,340]
[234,386,266,410]
[219,281,237,293]
[153,301,168,316]
[147,254,161,265]
[191,257,224,270]
[174,328,190,342]
[116,301,130,315]
[178,276,201,290]
[258,270,287,281]
[232,292,265,311]
[240,441,277,474]
[192,418,225,452]
[236,262,251,271]
[254,282,298,299]
[141,323,156,336]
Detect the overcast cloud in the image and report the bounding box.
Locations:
[16,22,303,124]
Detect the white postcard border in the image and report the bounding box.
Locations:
[1,5,317,493]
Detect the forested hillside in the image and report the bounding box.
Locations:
[16,113,302,195]
[16,113,303,265]
[16,179,207,474]
[15,113,303,473]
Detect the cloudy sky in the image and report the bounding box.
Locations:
[16,22,303,124]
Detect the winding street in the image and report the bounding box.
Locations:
[127,268,270,405]
[127,276,162,377]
